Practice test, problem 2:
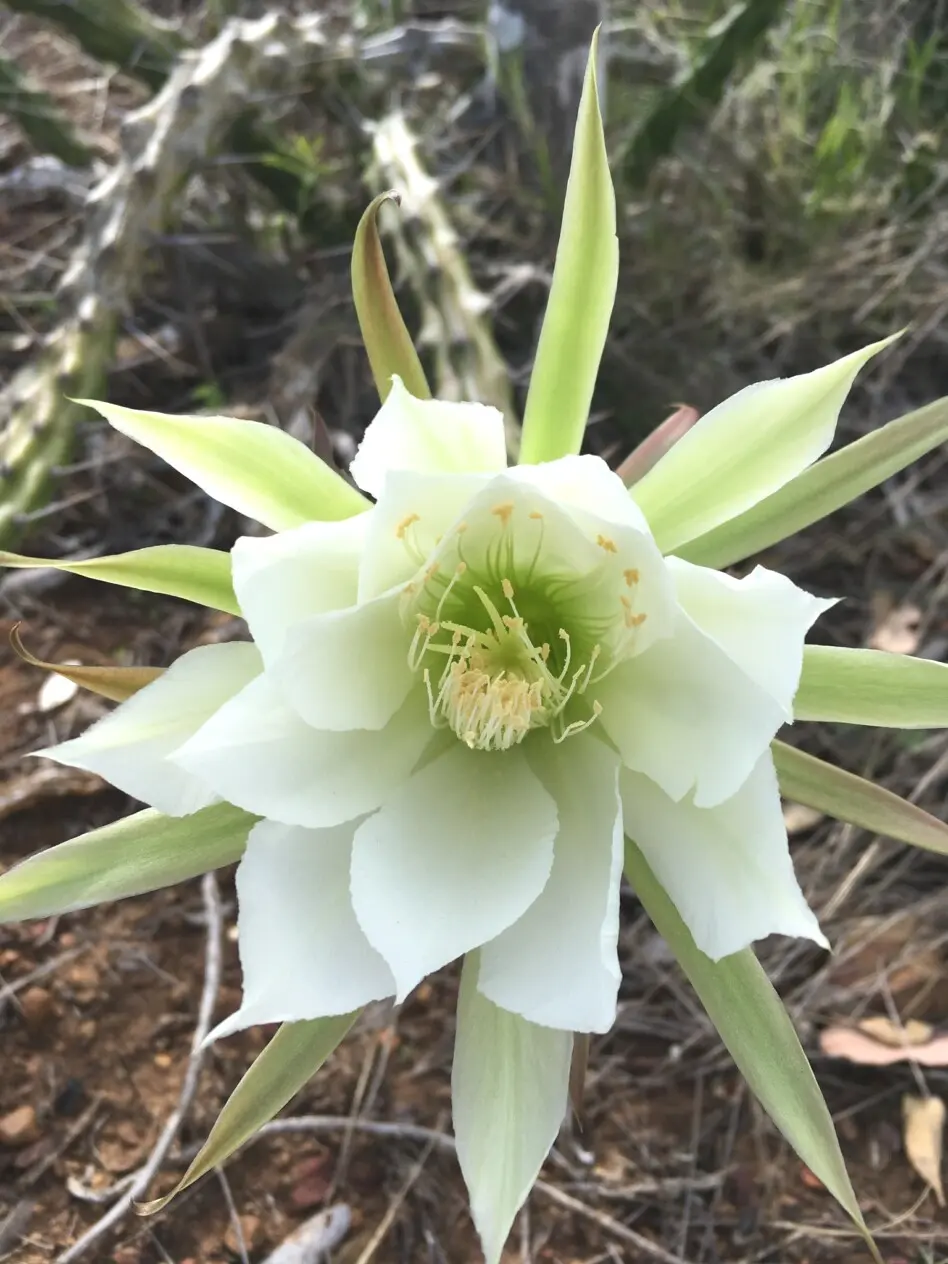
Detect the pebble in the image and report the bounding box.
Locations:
[18,985,54,1028]
[0,1106,41,1148]
[225,1214,262,1254]
[153,1052,173,1069]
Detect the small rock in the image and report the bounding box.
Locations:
[111,1247,142,1264]
[153,1052,173,1069]
[224,1214,262,1254]
[65,961,99,998]
[0,1106,41,1148]
[19,986,54,1028]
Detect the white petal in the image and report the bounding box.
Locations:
[600,611,785,807]
[231,514,368,664]
[350,744,557,1001]
[209,819,395,1040]
[350,376,508,499]
[631,338,895,553]
[478,735,623,1033]
[272,588,414,732]
[668,559,835,716]
[38,643,261,816]
[510,454,652,533]
[172,673,433,828]
[358,469,489,602]
[453,954,572,1264]
[621,752,827,960]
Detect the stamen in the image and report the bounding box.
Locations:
[492,502,514,526]
[597,534,617,553]
[623,568,640,586]
[396,512,420,540]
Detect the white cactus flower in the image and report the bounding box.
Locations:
[40,374,837,1262]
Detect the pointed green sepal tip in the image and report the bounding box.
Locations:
[75,399,369,529]
[518,28,618,467]
[0,543,240,615]
[351,192,431,405]
[772,740,948,856]
[137,1012,357,1214]
[624,838,881,1263]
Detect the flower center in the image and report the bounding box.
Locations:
[408,577,602,751]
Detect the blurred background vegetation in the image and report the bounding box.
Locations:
[1,0,946,549]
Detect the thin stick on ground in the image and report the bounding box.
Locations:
[54,871,223,1264]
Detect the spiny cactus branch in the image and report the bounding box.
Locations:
[370,113,520,456]
[0,11,338,545]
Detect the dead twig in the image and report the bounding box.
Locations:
[54,872,223,1264]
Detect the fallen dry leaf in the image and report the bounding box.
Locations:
[857,1016,934,1047]
[902,1095,945,1205]
[820,1025,948,1067]
[868,595,922,654]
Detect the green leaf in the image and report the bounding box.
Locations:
[140,1012,357,1213]
[795,645,948,729]
[10,625,163,701]
[624,838,879,1260]
[518,30,618,466]
[772,740,948,855]
[634,336,898,556]
[0,803,253,922]
[352,192,431,404]
[77,400,369,530]
[0,543,240,614]
[678,395,948,569]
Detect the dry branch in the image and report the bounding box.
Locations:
[371,113,519,455]
[0,11,336,545]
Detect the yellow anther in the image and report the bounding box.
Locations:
[492,502,514,526]
[456,561,468,575]
[623,568,640,586]
[456,521,468,534]
[396,512,420,540]
[529,510,544,520]
[596,534,617,553]
[625,611,648,628]
[502,578,515,600]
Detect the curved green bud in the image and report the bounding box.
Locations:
[0,803,252,923]
[772,741,948,856]
[519,29,618,466]
[795,645,948,729]
[0,543,239,614]
[78,400,369,529]
[139,1012,357,1213]
[679,395,948,569]
[352,192,431,404]
[624,838,880,1263]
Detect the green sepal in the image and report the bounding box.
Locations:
[351,192,431,404]
[624,838,880,1263]
[0,543,239,614]
[77,400,369,529]
[519,29,618,466]
[772,740,948,856]
[795,645,948,729]
[678,395,948,569]
[139,1012,357,1213]
[0,802,253,923]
